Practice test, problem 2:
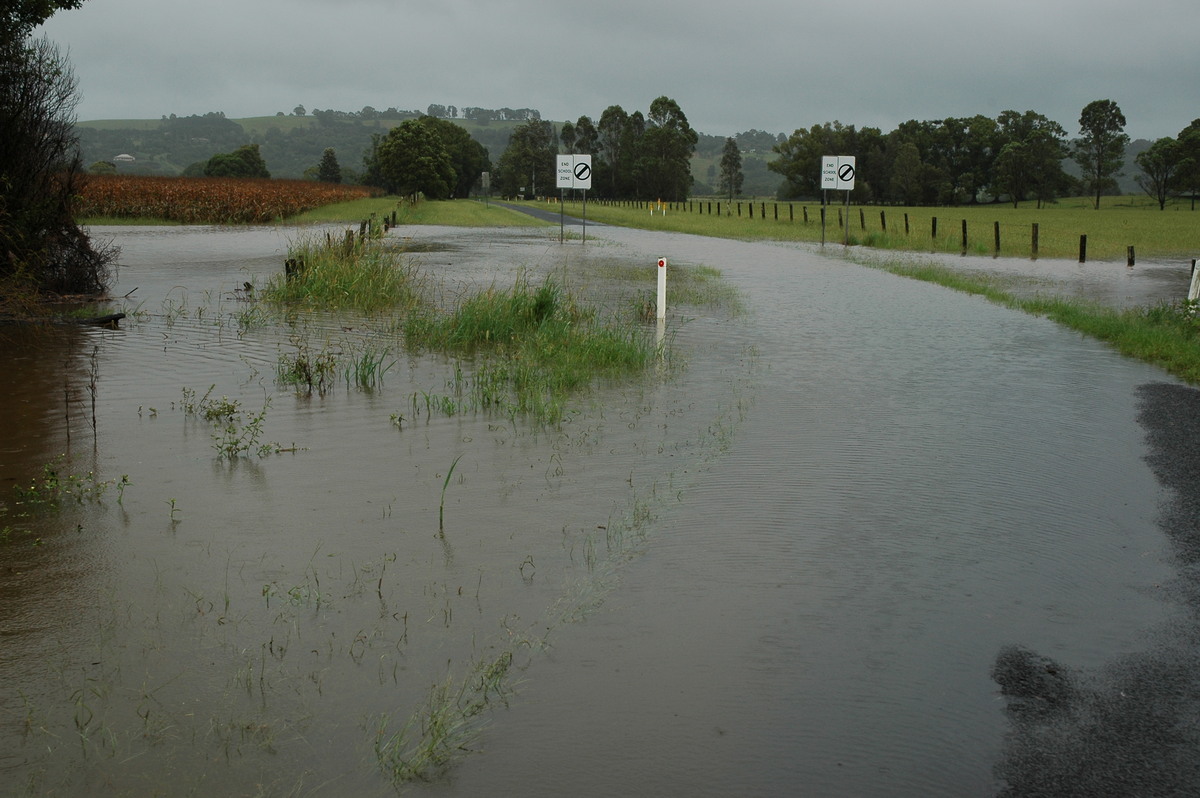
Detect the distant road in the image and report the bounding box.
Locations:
[493,201,601,226]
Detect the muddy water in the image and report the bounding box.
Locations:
[0,224,1194,796]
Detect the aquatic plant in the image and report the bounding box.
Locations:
[259,229,423,312]
[403,275,654,424]
[11,456,130,509]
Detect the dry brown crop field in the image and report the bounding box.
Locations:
[76,174,382,224]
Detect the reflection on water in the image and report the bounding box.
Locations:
[0,225,1195,796]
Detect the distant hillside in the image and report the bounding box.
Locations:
[73,109,789,195]
[74,110,1151,198]
[75,110,529,181]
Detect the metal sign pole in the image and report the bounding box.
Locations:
[821,190,827,246]
[582,189,587,244]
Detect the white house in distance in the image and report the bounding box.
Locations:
[113,153,135,163]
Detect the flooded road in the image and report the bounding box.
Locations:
[1,222,1197,796]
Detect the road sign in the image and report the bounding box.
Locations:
[821,155,856,191]
[557,154,592,189]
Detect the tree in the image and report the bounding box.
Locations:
[640,96,697,201]
[770,121,858,198]
[2,24,113,295]
[204,144,270,178]
[573,116,598,154]
[317,147,341,183]
[1134,137,1184,210]
[1073,100,1129,209]
[369,119,456,198]
[597,105,630,197]
[559,120,576,154]
[494,120,556,198]
[1176,120,1200,210]
[415,116,489,197]
[993,111,1068,207]
[888,142,927,205]
[718,137,743,202]
[1,0,85,41]
[293,105,306,116]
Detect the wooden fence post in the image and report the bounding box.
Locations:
[1032,223,1039,259]
[994,221,1001,254]
[880,210,887,232]
[1079,234,1087,263]
[904,213,910,235]
[961,219,968,252]
[1127,245,1135,267]
[803,206,809,224]
[859,208,866,231]
[932,216,938,239]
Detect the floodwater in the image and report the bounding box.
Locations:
[1,221,1197,796]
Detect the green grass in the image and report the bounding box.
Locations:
[403,275,654,423]
[869,258,1200,384]
[542,194,1200,262]
[284,197,547,227]
[259,228,424,312]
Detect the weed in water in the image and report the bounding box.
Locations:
[277,340,338,394]
[439,454,464,534]
[259,229,424,312]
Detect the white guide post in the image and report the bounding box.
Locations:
[656,257,667,321]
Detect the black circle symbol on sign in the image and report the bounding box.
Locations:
[838,164,855,181]
[574,162,591,181]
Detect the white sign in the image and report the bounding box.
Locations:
[557,154,592,190]
[821,155,856,191]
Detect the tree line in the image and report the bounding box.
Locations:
[359,96,700,203]
[769,101,1200,209]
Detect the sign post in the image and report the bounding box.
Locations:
[556,154,592,244]
[820,155,856,246]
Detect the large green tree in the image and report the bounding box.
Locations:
[640,96,697,201]
[204,143,270,178]
[1073,99,1130,209]
[993,110,1068,206]
[369,119,456,199]
[415,116,489,197]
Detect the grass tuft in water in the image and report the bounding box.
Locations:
[403,275,654,423]
[259,229,423,312]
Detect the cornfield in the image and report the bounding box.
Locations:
[75,174,382,224]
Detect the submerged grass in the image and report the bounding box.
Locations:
[872,259,1200,384]
[403,275,655,423]
[259,228,423,312]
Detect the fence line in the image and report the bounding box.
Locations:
[578,197,1149,262]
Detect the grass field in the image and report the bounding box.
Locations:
[535,194,1199,262]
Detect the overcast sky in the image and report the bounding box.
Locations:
[37,0,1200,142]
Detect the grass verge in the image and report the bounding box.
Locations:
[538,194,1200,262]
[868,258,1200,384]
